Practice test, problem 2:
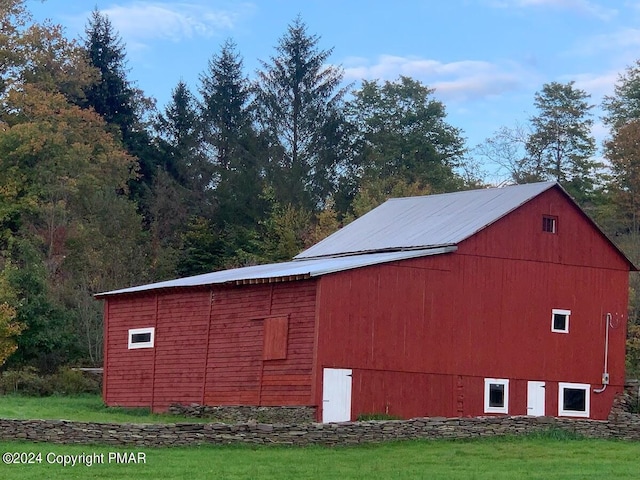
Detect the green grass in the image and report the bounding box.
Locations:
[0,436,639,479]
[0,394,209,424]
[1,395,639,479]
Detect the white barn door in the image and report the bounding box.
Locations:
[527,381,545,416]
[322,368,352,423]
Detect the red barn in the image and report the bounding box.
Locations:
[96,182,635,421]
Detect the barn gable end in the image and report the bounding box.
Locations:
[310,186,631,421]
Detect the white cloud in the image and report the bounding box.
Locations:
[487,0,617,20]
[90,2,255,44]
[572,28,640,56]
[569,71,619,100]
[344,55,531,103]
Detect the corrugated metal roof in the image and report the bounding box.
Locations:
[95,246,455,297]
[296,182,557,259]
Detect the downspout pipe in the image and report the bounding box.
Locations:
[594,313,611,394]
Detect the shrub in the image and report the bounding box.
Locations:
[0,366,48,395]
[0,367,100,396]
[50,368,100,395]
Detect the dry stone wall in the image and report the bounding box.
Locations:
[1,391,639,447]
[1,414,640,447]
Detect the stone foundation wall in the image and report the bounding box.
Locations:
[168,404,316,424]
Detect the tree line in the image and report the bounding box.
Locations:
[1,0,640,375]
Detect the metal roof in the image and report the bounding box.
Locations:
[96,180,636,298]
[296,182,557,259]
[95,246,456,297]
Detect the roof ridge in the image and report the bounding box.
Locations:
[385,181,557,202]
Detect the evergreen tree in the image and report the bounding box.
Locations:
[197,40,267,269]
[199,40,263,217]
[254,17,349,210]
[200,40,253,172]
[81,9,162,202]
[82,9,135,134]
[156,80,211,199]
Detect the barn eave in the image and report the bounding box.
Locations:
[94,246,457,298]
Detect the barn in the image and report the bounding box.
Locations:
[96,181,635,421]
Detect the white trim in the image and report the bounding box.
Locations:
[551,309,571,333]
[128,327,155,349]
[484,378,509,414]
[558,382,590,417]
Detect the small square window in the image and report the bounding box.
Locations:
[484,378,509,414]
[128,327,154,349]
[558,382,590,417]
[543,216,557,233]
[551,309,570,333]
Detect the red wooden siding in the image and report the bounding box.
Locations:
[205,280,317,407]
[459,187,630,271]
[104,280,317,412]
[152,290,211,410]
[104,187,630,421]
[263,317,289,360]
[204,285,269,406]
[103,294,157,407]
[314,188,630,420]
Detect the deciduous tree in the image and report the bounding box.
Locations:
[525,81,597,202]
[603,60,640,130]
[345,76,465,210]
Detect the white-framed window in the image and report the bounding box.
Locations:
[484,378,509,414]
[551,309,571,333]
[558,382,590,417]
[128,327,155,349]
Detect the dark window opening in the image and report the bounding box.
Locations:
[553,313,567,331]
[563,388,586,412]
[489,384,505,408]
[131,332,151,344]
[543,216,557,233]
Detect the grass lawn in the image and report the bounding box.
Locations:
[0,436,639,479]
[1,395,640,478]
[0,394,208,423]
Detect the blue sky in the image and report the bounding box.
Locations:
[27,0,640,182]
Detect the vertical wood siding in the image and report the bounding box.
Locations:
[204,281,317,407]
[103,294,157,406]
[315,188,630,420]
[104,187,630,420]
[152,290,211,410]
[104,280,317,411]
[261,282,317,405]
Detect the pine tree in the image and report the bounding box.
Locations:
[81,9,162,202]
[82,9,135,134]
[196,40,267,269]
[156,80,210,194]
[254,17,348,210]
